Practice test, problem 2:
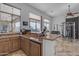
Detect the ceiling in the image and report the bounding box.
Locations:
[28,3,79,17]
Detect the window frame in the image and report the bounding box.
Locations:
[43,19,50,31]
[29,18,41,32]
[0,3,21,33]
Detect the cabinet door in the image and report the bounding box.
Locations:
[3,41,9,54]
[24,38,30,55]
[21,37,25,51]
[30,41,41,56]
[21,37,30,55]
[0,39,9,55]
[9,37,20,52]
[12,37,20,51]
[0,41,4,55]
[9,38,13,52]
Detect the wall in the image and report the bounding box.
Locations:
[7,3,53,32]
[52,15,66,34]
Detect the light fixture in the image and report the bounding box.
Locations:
[67,5,79,16]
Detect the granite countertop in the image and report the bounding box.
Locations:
[0,34,62,43]
[0,35,20,39]
[20,35,42,43]
[42,34,61,41]
[19,34,62,43]
[0,35,42,43]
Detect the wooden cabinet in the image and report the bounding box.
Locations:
[0,35,42,56]
[9,38,13,52]
[0,36,20,55]
[30,40,41,56]
[12,37,20,51]
[0,38,9,55]
[21,37,42,56]
[21,37,30,55]
[9,37,20,52]
[20,37,24,51]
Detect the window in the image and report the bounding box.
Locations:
[29,13,41,20]
[30,20,36,32]
[13,8,20,16]
[29,13,41,32]
[43,19,50,31]
[0,12,11,21]
[15,22,20,32]
[0,4,21,33]
[0,4,12,13]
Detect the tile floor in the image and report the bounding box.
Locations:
[7,50,26,56]
[6,38,79,56]
[56,38,79,56]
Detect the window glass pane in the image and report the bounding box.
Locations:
[29,13,41,32]
[30,21,36,32]
[44,23,50,31]
[0,4,21,33]
[0,22,12,33]
[30,21,41,32]
[1,4,12,13]
[13,8,20,15]
[0,12,11,21]
[44,19,50,31]
[44,23,47,27]
[29,13,41,20]
[13,15,20,22]
[12,15,20,32]
[47,23,50,31]
[44,19,49,23]
[15,22,20,32]
[36,21,41,32]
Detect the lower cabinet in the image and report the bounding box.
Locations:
[0,38,9,55]
[30,40,41,56]
[0,36,42,56]
[12,37,20,51]
[0,36,20,55]
[9,37,20,52]
[21,37,30,56]
[21,37,42,56]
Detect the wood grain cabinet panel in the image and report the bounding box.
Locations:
[24,38,30,55]
[9,37,20,52]
[9,38,13,52]
[0,36,42,56]
[8,36,20,52]
[0,42,4,55]
[21,37,30,56]
[3,41,9,53]
[0,38,9,55]
[30,41,41,56]
[12,37,20,51]
[21,37,25,51]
